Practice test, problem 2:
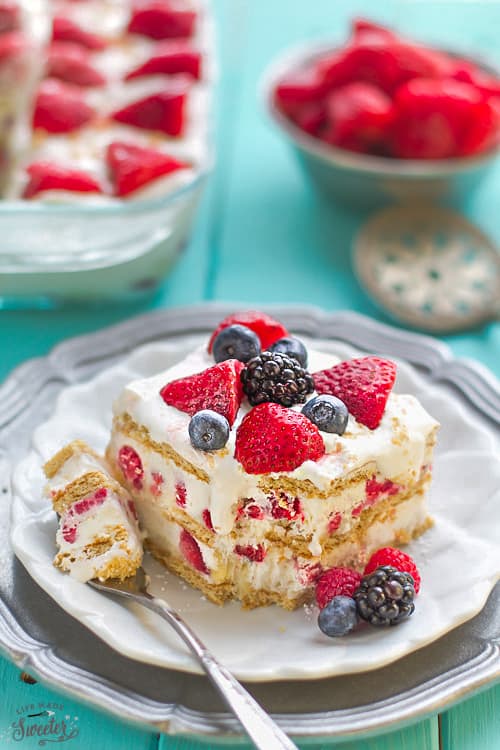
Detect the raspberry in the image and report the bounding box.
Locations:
[234,402,325,474]
[316,567,362,609]
[150,472,164,497]
[179,529,208,574]
[202,509,214,531]
[270,492,303,522]
[234,544,266,562]
[62,523,77,544]
[175,482,187,507]
[327,512,342,534]
[73,490,107,516]
[366,476,400,502]
[128,500,138,520]
[118,446,144,490]
[160,359,244,427]
[208,311,289,354]
[313,356,397,430]
[364,547,421,594]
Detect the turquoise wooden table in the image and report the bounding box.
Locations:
[1,1,499,748]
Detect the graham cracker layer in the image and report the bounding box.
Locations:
[43,440,101,479]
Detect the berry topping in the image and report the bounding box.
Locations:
[202,509,214,531]
[52,15,106,51]
[48,42,106,87]
[364,547,421,594]
[175,482,187,507]
[268,336,308,367]
[111,82,190,136]
[125,40,201,81]
[128,1,197,40]
[160,359,244,426]
[354,565,415,626]
[318,596,359,637]
[33,79,95,134]
[234,402,325,474]
[302,394,349,435]
[208,311,289,353]
[234,543,266,562]
[0,2,20,34]
[315,567,362,609]
[107,141,189,197]
[313,356,397,430]
[212,324,261,364]
[23,161,103,199]
[118,445,144,489]
[241,351,314,408]
[188,410,230,451]
[179,529,208,574]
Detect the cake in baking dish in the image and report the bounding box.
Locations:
[106,311,439,609]
[44,440,143,581]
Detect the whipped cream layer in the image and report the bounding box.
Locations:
[110,344,438,556]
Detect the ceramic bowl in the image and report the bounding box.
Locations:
[263,41,500,210]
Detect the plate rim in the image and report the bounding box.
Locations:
[1,303,500,740]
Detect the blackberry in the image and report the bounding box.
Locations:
[354,565,415,627]
[241,351,314,407]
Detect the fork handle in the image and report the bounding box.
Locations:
[145,595,298,750]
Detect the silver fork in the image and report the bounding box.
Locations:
[89,569,298,750]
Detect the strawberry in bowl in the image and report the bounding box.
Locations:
[264,18,500,208]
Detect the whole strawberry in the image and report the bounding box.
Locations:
[234,402,325,474]
[313,356,397,430]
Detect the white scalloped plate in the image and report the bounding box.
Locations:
[10,335,500,682]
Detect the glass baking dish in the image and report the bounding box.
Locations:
[0,163,211,305]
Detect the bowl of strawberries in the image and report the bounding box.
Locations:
[264,18,500,209]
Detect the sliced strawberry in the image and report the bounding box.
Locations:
[351,18,398,44]
[179,529,208,574]
[128,1,196,40]
[48,42,106,87]
[391,78,485,159]
[0,2,20,33]
[107,141,189,197]
[234,403,325,474]
[274,65,327,117]
[33,79,95,133]
[313,357,397,430]
[0,31,29,63]
[23,161,103,199]
[207,311,289,354]
[111,81,189,136]
[52,15,107,51]
[458,97,499,156]
[289,101,327,136]
[324,81,393,153]
[159,359,244,426]
[125,40,201,81]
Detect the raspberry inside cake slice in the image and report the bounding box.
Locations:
[106,312,439,609]
[44,440,143,582]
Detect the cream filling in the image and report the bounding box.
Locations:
[56,490,143,582]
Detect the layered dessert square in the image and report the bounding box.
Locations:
[44,440,143,581]
[106,311,438,609]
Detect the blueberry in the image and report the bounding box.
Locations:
[188,410,230,451]
[302,395,348,435]
[212,324,261,363]
[318,596,359,638]
[268,337,308,368]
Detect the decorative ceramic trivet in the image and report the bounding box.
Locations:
[354,206,500,333]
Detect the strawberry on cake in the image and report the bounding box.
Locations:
[45,440,143,582]
[5,0,212,202]
[106,310,439,609]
